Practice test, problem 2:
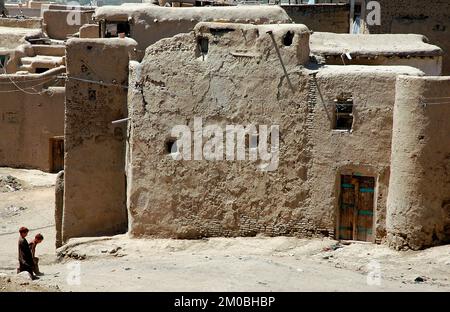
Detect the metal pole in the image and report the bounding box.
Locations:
[266,30,295,94]
[111,117,131,124]
[310,72,333,124]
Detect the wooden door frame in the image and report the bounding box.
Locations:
[335,167,377,243]
[48,136,64,173]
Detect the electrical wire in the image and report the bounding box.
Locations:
[0,64,50,94]
[0,63,63,94]
[0,75,59,84]
[0,78,57,94]
[422,96,450,100]
[4,75,46,95]
[422,101,450,105]
[62,75,130,89]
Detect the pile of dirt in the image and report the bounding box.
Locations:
[0,175,22,192]
[0,205,27,218]
[0,275,58,292]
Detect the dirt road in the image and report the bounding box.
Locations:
[1,168,449,292]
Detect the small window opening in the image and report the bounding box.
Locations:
[4,112,18,124]
[352,3,363,34]
[433,24,446,32]
[210,28,234,37]
[88,89,96,101]
[0,55,6,66]
[35,68,49,74]
[0,55,8,72]
[283,31,294,46]
[117,22,131,37]
[334,93,353,131]
[165,139,178,154]
[197,37,209,55]
[354,4,362,16]
[105,22,130,38]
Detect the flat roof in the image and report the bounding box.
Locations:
[0,27,43,51]
[195,21,310,34]
[316,65,425,77]
[310,33,443,57]
[94,4,292,23]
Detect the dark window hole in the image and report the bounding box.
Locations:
[283,31,294,46]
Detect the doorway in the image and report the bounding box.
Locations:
[338,175,375,242]
[49,136,64,173]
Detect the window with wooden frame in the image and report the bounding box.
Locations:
[333,93,354,131]
[104,21,131,38]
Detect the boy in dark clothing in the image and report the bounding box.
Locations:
[17,226,37,280]
[29,233,44,275]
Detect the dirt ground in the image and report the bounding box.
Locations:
[1,167,450,292]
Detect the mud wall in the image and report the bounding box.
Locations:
[387,76,450,250]
[79,24,99,38]
[127,22,423,241]
[127,23,312,239]
[310,65,423,243]
[281,4,350,33]
[0,17,42,29]
[0,74,64,171]
[43,10,93,40]
[62,38,137,242]
[94,5,292,55]
[3,7,41,18]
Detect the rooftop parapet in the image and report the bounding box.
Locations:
[93,4,292,57]
[0,26,43,52]
[193,22,310,66]
[310,33,443,58]
[93,4,292,23]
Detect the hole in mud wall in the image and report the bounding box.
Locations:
[88,89,96,101]
[4,111,19,124]
[433,24,446,32]
[114,127,124,140]
[283,31,294,46]
[197,37,209,55]
[165,138,177,154]
[209,28,235,37]
[398,15,429,22]
[333,93,354,131]
[35,68,49,74]
[0,55,9,73]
